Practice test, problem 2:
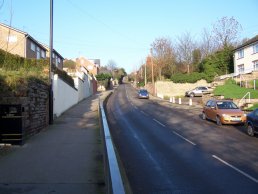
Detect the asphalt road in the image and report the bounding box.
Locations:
[106,84,258,194]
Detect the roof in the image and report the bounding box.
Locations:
[0,22,47,51]
[41,43,64,59]
[234,35,258,51]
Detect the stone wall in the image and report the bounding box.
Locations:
[154,79,210,97]
[0,80,49,141]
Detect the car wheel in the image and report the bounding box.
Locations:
[202,112,206,120]
[190,93,194,98]
[216,116,222,126]
[247,124,254,137]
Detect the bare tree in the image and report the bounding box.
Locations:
[176,32,196,74]
[200,28,217,58]
[212,16,242,48]
[106,59,117,76]
[151,37,176,80]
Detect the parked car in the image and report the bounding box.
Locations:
[202,99,246,125]
[245,108,258,136]
[138,89,149,99]
[185,86,210,97]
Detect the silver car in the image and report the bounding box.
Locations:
[185,86,210,97]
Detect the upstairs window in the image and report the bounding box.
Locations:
[253,43,258,54]
[41,50,45,58]
[30,42,36,52]
[237,49,244,59]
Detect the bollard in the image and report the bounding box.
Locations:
[172,97,175,103]
[178,98,181,104]
[189,98,192,106]
[170,97,172,103]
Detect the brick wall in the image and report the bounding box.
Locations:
[0,80,49,141]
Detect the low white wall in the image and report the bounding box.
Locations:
[53,74,78,117]
[75,76,91,102]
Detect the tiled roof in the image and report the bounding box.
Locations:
[235,35,258,50]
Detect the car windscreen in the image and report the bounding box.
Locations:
[217,101,238,109]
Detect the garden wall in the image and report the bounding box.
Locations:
[0,80,49,140]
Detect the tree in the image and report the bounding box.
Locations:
[151,37,176,80]
[200,28,217,58]
[106,59,117,73]
[63,60,76,70]
[176,32,196,74]
[212,16,242,48]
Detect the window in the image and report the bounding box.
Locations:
[238,64,244,73]
[41,50,45,58]
[253,43,258,54]
[36,47,40,59]
[237,49,244,59]
[30,42,36,52]
[7,35,17,43]
[253,61,258,70]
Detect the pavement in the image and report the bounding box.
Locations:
[0,92,110,194]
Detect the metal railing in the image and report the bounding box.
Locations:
[99,98,126,194]
[238,92,251,107]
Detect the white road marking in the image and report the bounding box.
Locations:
[153,119,166,127]
[141,111,149,117]
[173,131,196,146]
[212,155,258,183]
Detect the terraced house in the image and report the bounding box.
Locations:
[234,35,258,74]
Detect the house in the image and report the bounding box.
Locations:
[234,35,258,75]
[75,56,99,76]
[42,44,64,70]
[0,22,46,59]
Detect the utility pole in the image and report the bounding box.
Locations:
[49,0,54,124]
[144,60,147,87]
[150,49,155,95]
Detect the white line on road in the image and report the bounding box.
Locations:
[212,155,258,183]
[153,119,166,127]
[141,111,149,117]
[173,131,196,146]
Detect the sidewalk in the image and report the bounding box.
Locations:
[0,92,108,194]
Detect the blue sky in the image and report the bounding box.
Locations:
[1,0,258,73]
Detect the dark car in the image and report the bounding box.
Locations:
[138,89,149,99]
[246,108,258,136]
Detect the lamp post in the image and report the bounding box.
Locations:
[49,0,54,124]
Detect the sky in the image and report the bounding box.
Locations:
[1,0,258,73]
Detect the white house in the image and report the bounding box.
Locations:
[234,35,258,75]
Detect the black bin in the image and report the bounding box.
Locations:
[0,104,24,145]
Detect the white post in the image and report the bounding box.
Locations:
[254,80,256,90]
[178,98,181,104]
[189,98,192,106]
[172,97,175,103]
[169,97,172,103]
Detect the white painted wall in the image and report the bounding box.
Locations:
[75,75,91,102]
[234,44,258,74]
[53,74,78,117]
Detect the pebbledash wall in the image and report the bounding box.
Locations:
[0,80,49,140]
[153,80,210,97]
